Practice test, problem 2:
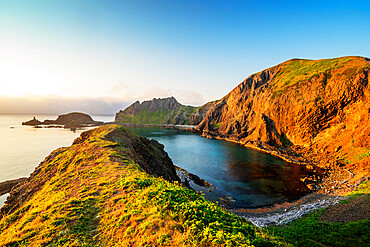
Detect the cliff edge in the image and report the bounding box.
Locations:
[196,56,370,193]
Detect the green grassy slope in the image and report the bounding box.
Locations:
[269,181,370,247]
[118,105,199,125]
[270,56,370,97]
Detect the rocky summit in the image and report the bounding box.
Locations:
[115,97,202,125]
[196,56,370,193]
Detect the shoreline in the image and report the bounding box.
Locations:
[111,122,197,131]
[231,193,344,227]
[201,134,309,165]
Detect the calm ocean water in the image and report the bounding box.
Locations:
[0,114,114,207]
[0,115,311,209]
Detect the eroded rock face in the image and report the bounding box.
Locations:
[196,56,370,192]
[0,178,27,196]
[188,102,217,125]
[198,57,369,146]
[115,97,200,125]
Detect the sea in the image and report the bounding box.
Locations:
[0,114,114,207]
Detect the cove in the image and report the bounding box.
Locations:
[127,127,313,209]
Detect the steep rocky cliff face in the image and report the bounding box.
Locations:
[115,97,200,125]
[187,101,217,125]
[197,56,370,191]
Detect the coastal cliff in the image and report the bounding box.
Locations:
[115,97,202,125]
[0,125,279,246]
[196,56,370,192]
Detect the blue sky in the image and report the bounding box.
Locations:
[0,0,369,114]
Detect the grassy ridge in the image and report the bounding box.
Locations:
[118,105,199,125]
[270,56,370,97]
[0,125,282,246]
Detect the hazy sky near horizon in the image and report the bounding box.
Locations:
[0,0,369,114]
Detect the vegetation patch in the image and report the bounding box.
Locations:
[269,210,369,247]
[270,56,370,98]
[269,179,370,247]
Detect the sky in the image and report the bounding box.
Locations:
[0,0,369,115]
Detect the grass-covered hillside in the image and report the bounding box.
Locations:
[0,125,282,246]
[270,56,370,97]
[115,97,199,125]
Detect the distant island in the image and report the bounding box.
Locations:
[22,112,103,129]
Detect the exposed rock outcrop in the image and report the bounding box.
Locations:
[0,178,27,196]
[188,101,217,125]
[115,97,200,125]
[196,56,370,193]
[22,117,42,126]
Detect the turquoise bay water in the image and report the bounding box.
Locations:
[127,127,312,208]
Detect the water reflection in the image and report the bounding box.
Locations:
[127,127,312,208]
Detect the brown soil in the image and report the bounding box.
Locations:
[319,194,370,222]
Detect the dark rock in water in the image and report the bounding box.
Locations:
[22,112,103,129]
[175,165,214,190]
[22,117,42,126]
[0,178,27,196]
